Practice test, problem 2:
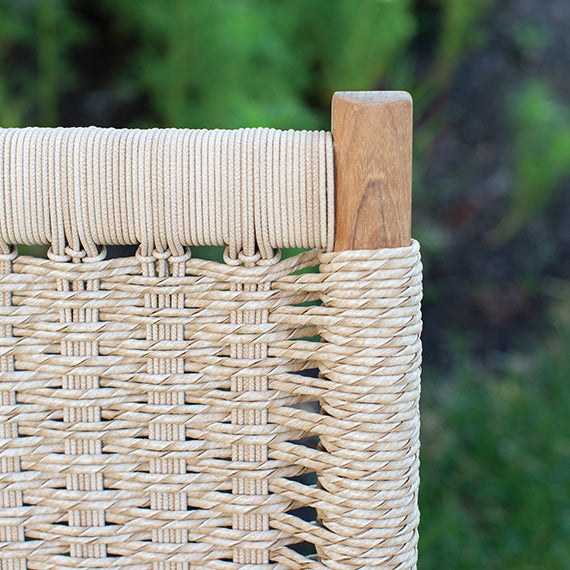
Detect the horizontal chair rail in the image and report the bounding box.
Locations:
[0,127,334,260]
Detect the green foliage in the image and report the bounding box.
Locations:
[0,0,87,126]
[419,320,570,569]
[496,80,570,241]
[104,0,318,128]
[292,0,415,99]
[0,0,494,129]
[410,0,492,115]
[36,0,87,125]
[36,0,59,125]
[0,0,34,125]
[104,0,416,128]
[510,21,551,57]
[432,0,491,89]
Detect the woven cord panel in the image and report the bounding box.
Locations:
[0,241,422,570]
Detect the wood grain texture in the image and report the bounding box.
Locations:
[332,91,412,251]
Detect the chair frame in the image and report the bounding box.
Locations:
[0,90,418,570]
[332,91,412,251]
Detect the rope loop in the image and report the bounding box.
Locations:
[135,248,155,265]
[223,246,241,266]
[169,248,191,266]
[237,251,262,267]
[64,246,86,261]
[83,245,107,263]
[0,246,18,262]
[257,248,281,266]
[152,249,171,261]
[223,246,281,267]
[47,247,71,263]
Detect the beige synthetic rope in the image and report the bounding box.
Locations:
[0,241,422,569]
[0,124,423,569]
[314,241,422,569]
[0,127,334,261]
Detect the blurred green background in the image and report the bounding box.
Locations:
[1,0,568,567]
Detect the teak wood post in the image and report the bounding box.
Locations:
[332,91,413,250]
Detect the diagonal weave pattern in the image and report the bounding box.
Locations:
[0,240,422,570]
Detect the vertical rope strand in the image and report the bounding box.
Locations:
[0,247,25,569]
[0,127,333,255]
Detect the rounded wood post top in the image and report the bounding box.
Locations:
[332,91,413,251]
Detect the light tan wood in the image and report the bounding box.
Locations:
[332,91,412,250]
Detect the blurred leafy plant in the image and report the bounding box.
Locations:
[1,0,495,130]
[36,0,88,125]
[0,0,87,126]
[431,0,490,92]
[410,0,492,117]
[0,0,33,125]
[494,80,570,241]
[291,0,415,101]
[420,319,570,568]
[411,0,493,215]
[103,0,319,129]
[510,21,551,58]
[103,0,418,129]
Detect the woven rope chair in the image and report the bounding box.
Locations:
[0,91,421,570]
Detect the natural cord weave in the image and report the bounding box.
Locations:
[0,127,422,570]
[0,127,334,261]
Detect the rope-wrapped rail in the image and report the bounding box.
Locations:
[0,127,334,261]
[0,126,422,570]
